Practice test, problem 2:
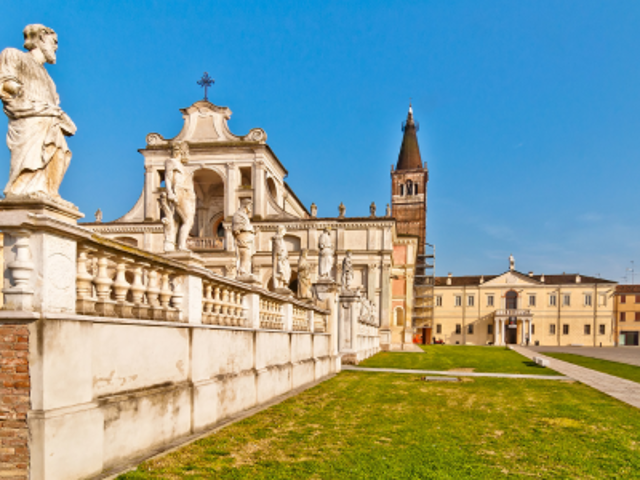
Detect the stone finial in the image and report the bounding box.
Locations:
[338,202,346,218]
[385,204,391,217]
[0,25,77,203]
[369,202,376,218]
[95,209,103,223]
[509,254,515,271]
[310,202,317,218]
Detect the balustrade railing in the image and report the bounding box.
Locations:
[202,281,247,327]
[292,305,309,331]
[259,298,284,330]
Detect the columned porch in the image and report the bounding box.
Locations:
[493,309,533,346]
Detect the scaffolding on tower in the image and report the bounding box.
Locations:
[412,242,435,344]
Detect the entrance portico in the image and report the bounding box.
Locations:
[494,309,533,346]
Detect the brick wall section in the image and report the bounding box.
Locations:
[0,323,30,480]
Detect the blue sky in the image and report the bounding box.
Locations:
[1,0,639,282]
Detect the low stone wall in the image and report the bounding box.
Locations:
[0,322,30,480]
[21,314,337,480]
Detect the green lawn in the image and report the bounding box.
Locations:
[120,371,640,479]
[543,352,640,384]
[358,345,558,375]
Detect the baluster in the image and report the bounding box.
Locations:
[203,283,213,324]
[159,270,172,320]
[113,258,132,318]
[147,267,162,320]
[212,287,221,324]
[170,275,184,322]
[76,246,96,314]
[221,288,230,325]
[131,263,150,319]
[94,253,115,317]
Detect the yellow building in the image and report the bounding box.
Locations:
[433,259,617,346]
[614,285,640,346]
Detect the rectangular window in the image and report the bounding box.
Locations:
[487,295,494,307]
[636,295,640,304]
[488,324,493,335]
[549,295,557,306]
[621,295,626,304]
[468,296,475,307]
[584,324,591,335]
[636,312,640,322]
[563,295,571,306]
[584,294,592,306]
[621,312,626,322]
[455,324,461,334]
[528,295,536,307]
[436,324,442,334]
[562,324,569,335]
[599,294,607,306]
[599,324,605,335]
[468,324,474,334]
[549,324,556,335]
[436,296,442,307]
[455,296,462,307]
[531,324,535,335]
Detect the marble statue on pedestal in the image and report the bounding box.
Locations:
[161,142,196,251]
[0,25,76,201]
[385,204,391,217]
[338,202,346,218]
[509,254,515,271]
[271,225,291,291]
[232,198,256,280]
[297,249,312,299]
[369,202,376,218]
[342,251,354,290]
[318,227,334,280]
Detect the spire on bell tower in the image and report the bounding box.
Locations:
[396,103,423,171]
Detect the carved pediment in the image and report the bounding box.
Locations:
[145,100,267,147]
[482,271,541,287]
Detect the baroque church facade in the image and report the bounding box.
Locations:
[87,99,429,350]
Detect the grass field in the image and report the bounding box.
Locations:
[119,371,640,479]
[543,352,640,384]
[358,345,559,375]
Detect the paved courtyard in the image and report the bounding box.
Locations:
[530,345,640,367]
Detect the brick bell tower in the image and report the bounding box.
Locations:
[391,105,428,250]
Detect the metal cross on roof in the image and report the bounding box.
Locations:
[197,72,215,101]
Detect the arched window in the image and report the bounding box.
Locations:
[506,290,518,309]
[400,184,404,196]
[406,180,413,196]
[414,184,419,195]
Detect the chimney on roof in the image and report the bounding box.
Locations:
[528,271,533,277]
[479,275,484,284]
[576,274,581,283]
[540,274,545,283]
[447,273,452,286]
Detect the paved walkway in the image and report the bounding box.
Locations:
[512,346,640,409]
[529,345,640,367]
[342,365,568,380]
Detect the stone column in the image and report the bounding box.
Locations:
[521,319,526,344]
[494,318,499,345]
[253,160,265,220]
[225,163,237,220]
[501,318,506,346]
[144,165,156,221]
[528,319,532,345]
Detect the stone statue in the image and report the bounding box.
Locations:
[232,198,255,279]
[297,249,312,299]
[509,254,515,271]
[310,202,317,218]
[162,142,196,251]
[369,202,376,218]
[0,25,77,201]
[318,227,334,280]
[338,202,346,218]
[271,225,291,291]
[94,208,102,223]
[385,204,391,217]
[342,251,354,290]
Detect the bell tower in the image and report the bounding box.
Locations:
[391,105,428,250]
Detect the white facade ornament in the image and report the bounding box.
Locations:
[161,142,196,252]
[369,202,376,218]
[338,202,346,218]
[342,251,354,290]
[0,25,77,202]
[509,254,515,271]
[232,198,256,281]
[94,209,102,223]
[318,227,334,280]
[297,249,312,299]
[385,204,391,217]
[310,202,317,218]
[271,225,291,292]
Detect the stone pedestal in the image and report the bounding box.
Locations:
[338,290,360,365]
[162,250,205,267]
[236,274,260,285]
[0,196,83,224]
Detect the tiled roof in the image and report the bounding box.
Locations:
[435,272,616,287]
[615,285,640,294]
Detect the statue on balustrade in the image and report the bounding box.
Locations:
[297,249,312,299]
[271,225,291,292]
[232,198,256,280]
[318,227,334,280]
[342,250,354,291]
[0,25,77,202]
[161,142,196,251]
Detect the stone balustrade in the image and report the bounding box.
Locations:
[202,281,247,327]
[292,305,309,331]
[259,298,284,330]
